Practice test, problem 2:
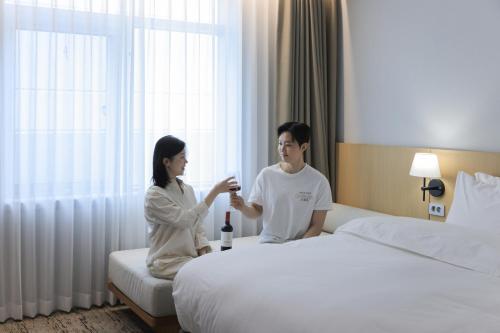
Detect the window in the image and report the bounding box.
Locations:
[4,0,229,199]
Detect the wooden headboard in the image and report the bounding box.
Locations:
[336,143,500,221]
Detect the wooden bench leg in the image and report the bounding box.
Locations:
[107,280,180,333]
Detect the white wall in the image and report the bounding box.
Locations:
[338,0,500,152]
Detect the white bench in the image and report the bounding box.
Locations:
[107,203,386,332]
[107,236,261,332]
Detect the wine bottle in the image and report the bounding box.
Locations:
[221,211,233,251]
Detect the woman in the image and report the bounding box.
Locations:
[145,135,238,279]
[231,122,332,243]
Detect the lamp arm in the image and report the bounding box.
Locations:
[420,179,445,199]
[421,185,443,191]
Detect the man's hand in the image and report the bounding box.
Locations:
[230,193,245,210]
[302,210,327,238]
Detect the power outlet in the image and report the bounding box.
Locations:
[428,203,445,217]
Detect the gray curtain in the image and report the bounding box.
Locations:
[275,0,338,197]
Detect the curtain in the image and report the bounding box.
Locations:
[240,0,279,236]
[275,0,338,190]
[0,0,247,321]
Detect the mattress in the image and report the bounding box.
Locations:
[209,235,260,251]
[173,216,500,333]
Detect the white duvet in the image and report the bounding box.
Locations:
[173,216,500,333]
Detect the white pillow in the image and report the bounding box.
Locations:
[322,203,388,233]
[446,171,500,231]
[475,172,500,186]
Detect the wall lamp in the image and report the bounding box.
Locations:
[409,153,445,202]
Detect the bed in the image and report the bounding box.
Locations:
[173,214,500,333]
[107,203,385,332]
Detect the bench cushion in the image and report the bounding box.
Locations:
[109,248,176,317]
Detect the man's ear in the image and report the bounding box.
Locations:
[301,143,309,152]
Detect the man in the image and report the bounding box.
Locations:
[231,122,332,243]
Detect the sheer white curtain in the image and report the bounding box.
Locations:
[240,0,278,236]
[0,0,245,321]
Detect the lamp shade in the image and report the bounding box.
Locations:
[409,153,441,178]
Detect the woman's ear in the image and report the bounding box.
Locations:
[162,157,170,168]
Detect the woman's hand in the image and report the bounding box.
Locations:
[197,246,211,256]
[230,193,245,211]
[204,177,240,208]
[213,176,239,194]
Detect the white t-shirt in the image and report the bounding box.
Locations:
[248,163,332,243]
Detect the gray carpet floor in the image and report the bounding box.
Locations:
[0,305,154,333]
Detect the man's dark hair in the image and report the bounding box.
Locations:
[151,135,185,188]
[277,122,311,146]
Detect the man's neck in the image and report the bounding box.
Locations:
[279,161,306,174]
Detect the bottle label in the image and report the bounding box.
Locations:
[221,231,233,247]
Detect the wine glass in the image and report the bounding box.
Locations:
[226,170,241,210]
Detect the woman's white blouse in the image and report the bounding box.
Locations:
[144,182,211,269]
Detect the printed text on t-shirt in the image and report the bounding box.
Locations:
[295,191,313,202]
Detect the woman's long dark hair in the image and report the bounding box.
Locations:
[152,135,185,188]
